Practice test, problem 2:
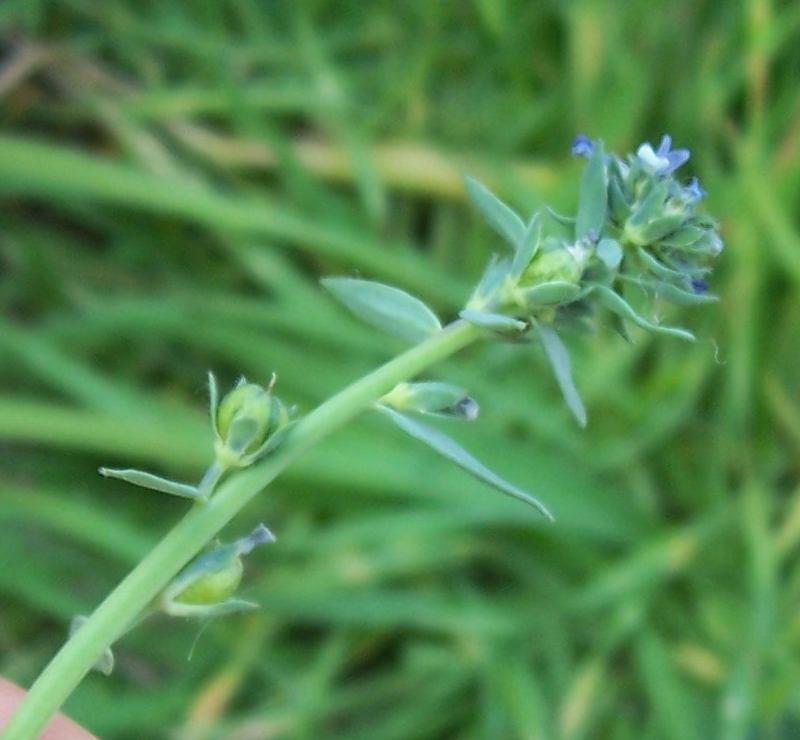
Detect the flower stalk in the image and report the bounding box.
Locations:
[3,134,722,739]
[1,320,481,740]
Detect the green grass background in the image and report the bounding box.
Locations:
[0,1,798,738]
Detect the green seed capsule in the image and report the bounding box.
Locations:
[161,524,275,616]
[174,548,243,606]
[213,378,290,467]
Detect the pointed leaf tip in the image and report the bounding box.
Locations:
[590,284,695,342]
[536,324,587,427]
[464,176,526,250]
[460,308,528,336]
[576,141,608,240]
[379,406,554,520]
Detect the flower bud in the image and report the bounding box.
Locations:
[381,381,479,420]
[521,243,582,287]
[214,377,290,468]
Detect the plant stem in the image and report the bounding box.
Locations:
[2,319,481,740]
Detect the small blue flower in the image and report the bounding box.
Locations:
[685,177,706,202]
[571,134,594,158]
[636,134,690,175]
[691,278,709,294]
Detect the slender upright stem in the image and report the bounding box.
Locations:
[2,320,481,740]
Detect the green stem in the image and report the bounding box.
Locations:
[2,319,481,740]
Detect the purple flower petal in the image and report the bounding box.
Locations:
[639,134,691,174]
[571,134,594,158]
[686,177,706,201]
[664,148,690,174]
[656,135,673,157]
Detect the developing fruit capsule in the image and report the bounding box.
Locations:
[214,377,290,467]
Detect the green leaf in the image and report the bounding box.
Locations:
[98,467,202,500]
[660,226,706,248]
[379,406,553,520]
[627,180,668,229]
[590,284,695,341]
[511,212,542,277]
[322,277,442,343]
[520,281,582,307]
[464,176,526,250]
[460,308,528,335]
[636,248,688,281]
[469,255,512,306]
[639,214,684,243]
[576,141,607,240]
[652,281,718,306]
[208,371,220,440]
[535,324,587,427]
[608,177,631,224]
[544,206,576,226]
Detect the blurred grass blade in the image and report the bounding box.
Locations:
[0,135,464,303]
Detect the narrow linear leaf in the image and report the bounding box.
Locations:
[378,406,554,520]
[322,277,442,343]
[208,371,220,440]
[464,176,526,250]
[545,206,576,225]
[590,284,695,341]
[660,285,718,306]
[460,308,528,335]
[659,226,705,249]
[651,281,718,306]
[470,255,512,306]
[99,468,201,500]
[576,141,608,240]
[535,324,587,427]
[627,180,669,228]
[636,247,688,280]
[520,281,582,307]
[610,313,633,343]
[511,212,542,277]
